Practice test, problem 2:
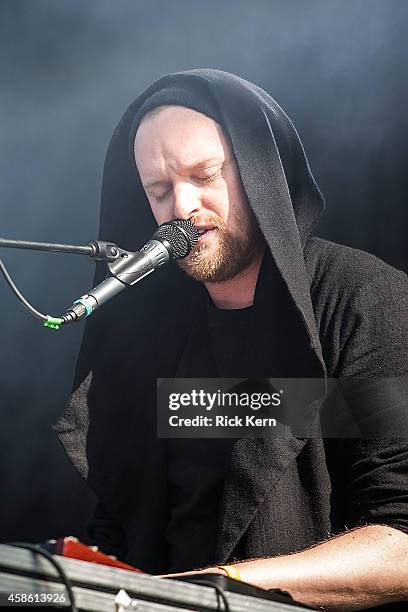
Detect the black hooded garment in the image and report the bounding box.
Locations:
[53,70,408,577]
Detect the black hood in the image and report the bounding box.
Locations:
[97,69,325,359]
[54,70,327,540]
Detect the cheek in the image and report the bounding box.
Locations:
[202,183,230,218]
[227,179,251,224]
[149,200,171,225]
[218,169,246,219]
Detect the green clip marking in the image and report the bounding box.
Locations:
[43,316,63,330]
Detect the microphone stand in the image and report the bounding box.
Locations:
[1,219,198,330]
[0,237,119,260]
[0,237,121,329]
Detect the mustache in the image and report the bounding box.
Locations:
[190,213,226,230]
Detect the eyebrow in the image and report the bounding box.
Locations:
[143,158,224,190]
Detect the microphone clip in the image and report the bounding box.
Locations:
[87,240,120,262]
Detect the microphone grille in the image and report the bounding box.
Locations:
[152,219,199,259]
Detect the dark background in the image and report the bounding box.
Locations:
[0,0,407,546]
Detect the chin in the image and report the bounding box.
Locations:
[178,254,243,283]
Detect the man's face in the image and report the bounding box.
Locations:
[134,105,264,282]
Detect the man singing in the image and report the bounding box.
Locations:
[54,70,408,610]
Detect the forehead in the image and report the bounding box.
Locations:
[133,105,230,173]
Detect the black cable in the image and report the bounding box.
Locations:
[6,542,77,612]
[186,578,230,612]
[0,257,48,321]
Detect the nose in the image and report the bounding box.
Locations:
[172,182,202,220]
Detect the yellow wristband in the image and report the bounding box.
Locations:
[217,565,241,581]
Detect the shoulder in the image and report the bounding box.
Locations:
[305,237,407,298]
[304,238,408,376]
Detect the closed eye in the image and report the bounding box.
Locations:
[153,188,172,202]
[150,168,222,201]
[197,170,222,186]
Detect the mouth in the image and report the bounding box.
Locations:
[196,227,217,244]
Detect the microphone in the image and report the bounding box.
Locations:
[62,219,199,324]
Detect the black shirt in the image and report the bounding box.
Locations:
[165,303,252,572]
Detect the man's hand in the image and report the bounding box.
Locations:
[158,525,408,611]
